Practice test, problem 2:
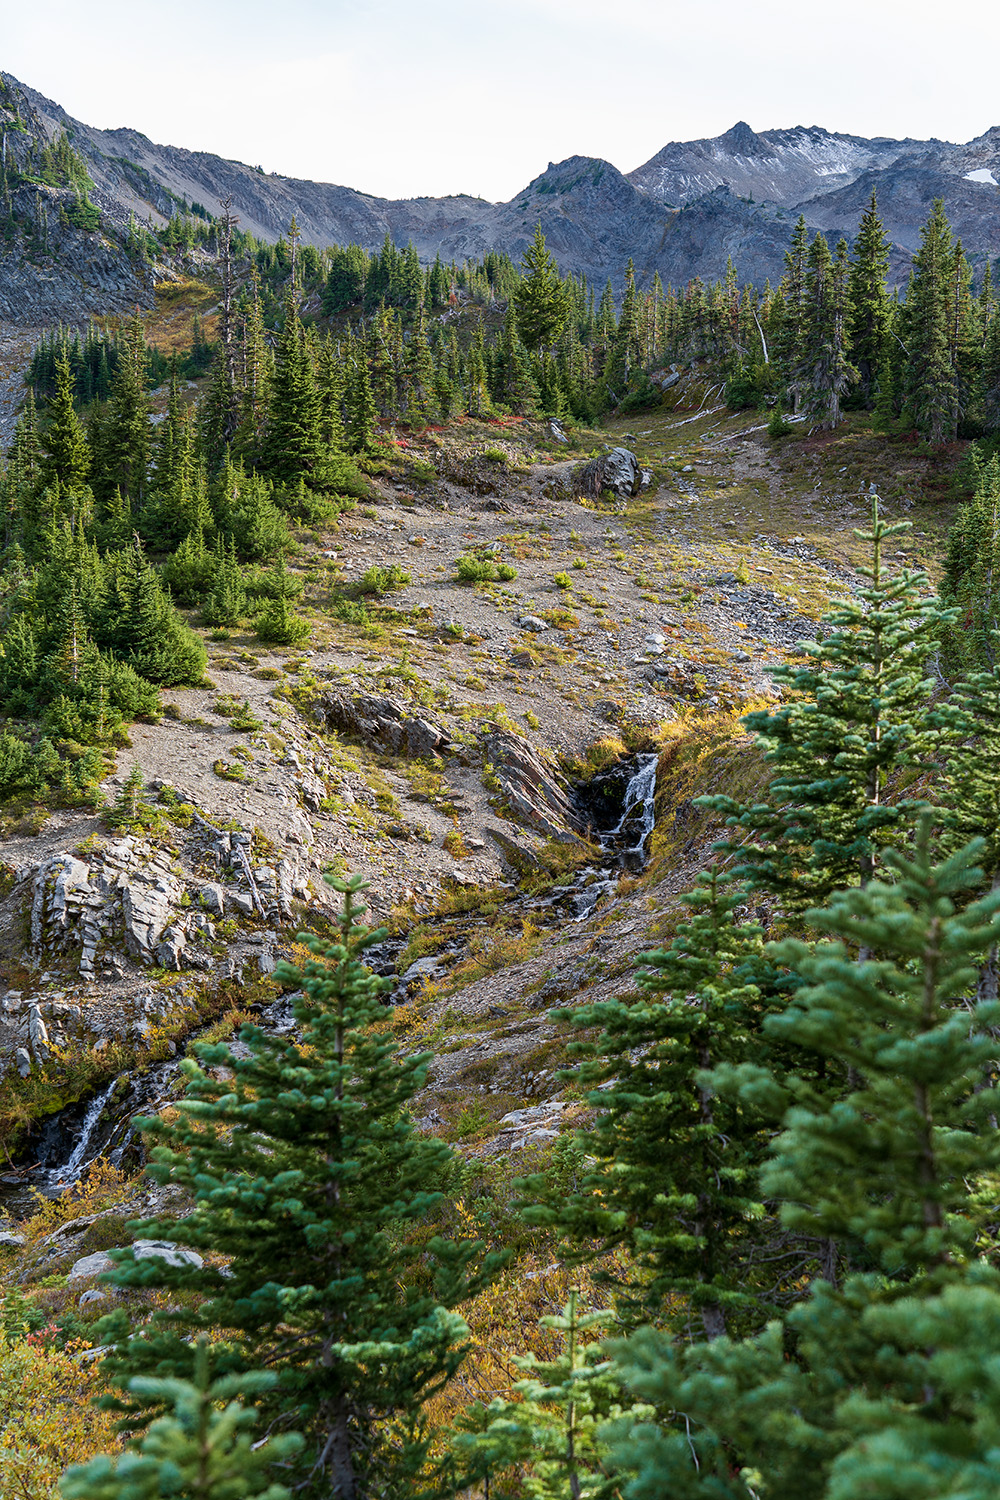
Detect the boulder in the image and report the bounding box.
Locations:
[28,1003,49,1059]
[78,1288,111,1308]
[132,1239,204,1270]
[122,876,178,962]
[67,1250,115,1285]
[482,730,588,844]
[577,446,647,501]
[155,924,188,971]
[321,691,463,760]
[196,883,225,914]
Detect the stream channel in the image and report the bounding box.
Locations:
[0,754,659,1220]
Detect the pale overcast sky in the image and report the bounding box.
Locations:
[4,0,997,202]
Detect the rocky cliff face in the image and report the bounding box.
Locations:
[0,77,154,322]
[3,69,1000,316]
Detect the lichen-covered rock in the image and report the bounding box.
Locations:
[577,446,648,501]
[321,690,462,759]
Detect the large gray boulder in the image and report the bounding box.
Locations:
[577,447,650,501]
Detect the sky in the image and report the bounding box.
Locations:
[4,0,998,202]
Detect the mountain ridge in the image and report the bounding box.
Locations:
[3,70,1000,322]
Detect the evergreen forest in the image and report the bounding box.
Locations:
[5,178,1000,1500]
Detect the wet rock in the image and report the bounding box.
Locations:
[321,690,462,760]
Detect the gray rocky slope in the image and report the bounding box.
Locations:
[5,72,1000,314]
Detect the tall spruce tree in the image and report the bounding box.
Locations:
[776,215,811,411]
[796,234,856,429]
[847,189,892,406]
[903,199,959,442]
[41,353,90,493]
[705,494,955,910]
[513,224,569,354]
[94,876,502,1500]
[260,298,325,486]
[606,824,1000,1500]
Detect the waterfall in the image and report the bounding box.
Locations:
[609,753,659,860]
[47,1077,119,1189]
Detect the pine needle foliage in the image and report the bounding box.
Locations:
[526,872,769,1337]
[60,1340,302,1500]
[94,875,504,1500]
[703,494,956,909]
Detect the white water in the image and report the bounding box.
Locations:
[609,753,659,860]
[48,1077,119,1189]
[567,753,659,922]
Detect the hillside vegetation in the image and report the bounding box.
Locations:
[1,192,1000,1500]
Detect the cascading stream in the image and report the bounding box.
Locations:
[7,756,660,1211]
[46,1076,120,1190]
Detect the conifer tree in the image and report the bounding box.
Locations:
[41,353,90,493]
[345,350,378,454]
[606,824,1000,1500]
[847,188,892,406]
[941,455,1000,666]
[528,873,767,1336]
[605,259,642,401]
[776,215,811,411]
[903,199,959,441]
[60,1340,302,1500]
[403,304,436,427]
[94,876,502,1500]
[705,495,954,909]
[453,1293,633,1500]
[260,298,325,486]
[99,536,206,686]
[796,234,856,429]
[99,313,151,504]
[513,224,569,354]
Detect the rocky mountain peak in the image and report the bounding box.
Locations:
[718,121,768,157]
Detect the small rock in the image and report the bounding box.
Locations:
[78,1288,111,1308]
[196,883,225,915]
[518,616,548,633]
